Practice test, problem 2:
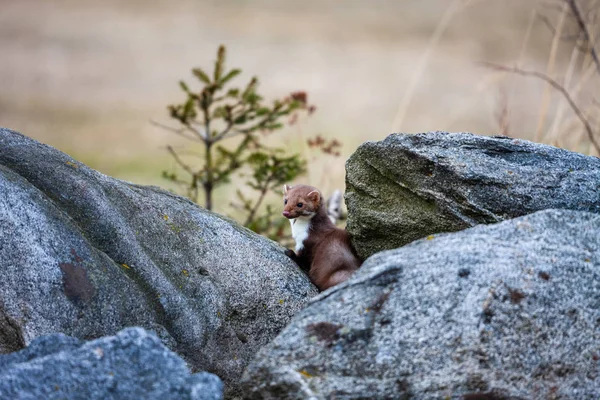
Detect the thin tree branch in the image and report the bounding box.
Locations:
[565,0,600,74]
[243,183,270,227]
[220,128,248,140]
[480,62,600,154]
[150,120,202,142]
[165,145,197,176]
[537,13,584,42]
[213,120,236,141]
[242,167,280,228]
[187,120,209,140]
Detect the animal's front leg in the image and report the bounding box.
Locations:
[284,249,310,275]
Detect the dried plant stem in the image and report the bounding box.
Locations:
[390,0,461,132]
[578,0,600,76]
[166,145,195,176]
[494,8,539,136]
[548,40,581,142]
[481,62,600,154]
[150,120,202,142]
[565,0,600,74]
[567,103,598,152]
[519,9,538,67]
[572,61,597,98]
[166,145,199,202]
[243,176,272,227]
[535,2,569,142]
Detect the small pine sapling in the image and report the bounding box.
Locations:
[154,45,314,238]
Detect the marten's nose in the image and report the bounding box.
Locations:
[282,211,290,217]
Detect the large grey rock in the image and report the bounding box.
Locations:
[345,132,600,259]
[241,209,600,399]
[0,127,317,397]
[0,327,223,400]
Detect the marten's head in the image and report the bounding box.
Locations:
[282,184,321,219]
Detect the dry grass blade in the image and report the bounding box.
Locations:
[548,39,580,142]
[390,0,462,132]
[535,2,568,142]
[494,87,510,136]
[519,9,538,66]
[480,62,600,154]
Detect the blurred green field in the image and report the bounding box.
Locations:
[1,0,596,216]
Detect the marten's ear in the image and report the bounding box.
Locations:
[306,190,320,203]
[283,184,291,194]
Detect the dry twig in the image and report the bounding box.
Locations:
[480,62,600,153]
[150,120,202,142]
[565,0,600,74]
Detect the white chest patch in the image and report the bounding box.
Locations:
[290,217,311,252]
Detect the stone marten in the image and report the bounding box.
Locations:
[282,184,362,291]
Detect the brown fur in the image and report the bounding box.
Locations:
[283,184,362,291]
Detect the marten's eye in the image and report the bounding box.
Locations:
[297,203,303,208]
[284,199,288,205]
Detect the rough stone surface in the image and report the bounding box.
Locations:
[242,209,600,399]
[0,327,223,400]
[345,132,600,259]
[0,127,317,397]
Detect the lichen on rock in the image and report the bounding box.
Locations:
[345,132,600,259]
[0,127,317,398]
[242,209,600,399]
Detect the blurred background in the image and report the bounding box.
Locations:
[2,0,598,218]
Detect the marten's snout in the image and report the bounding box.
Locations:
[282,211,291,218]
